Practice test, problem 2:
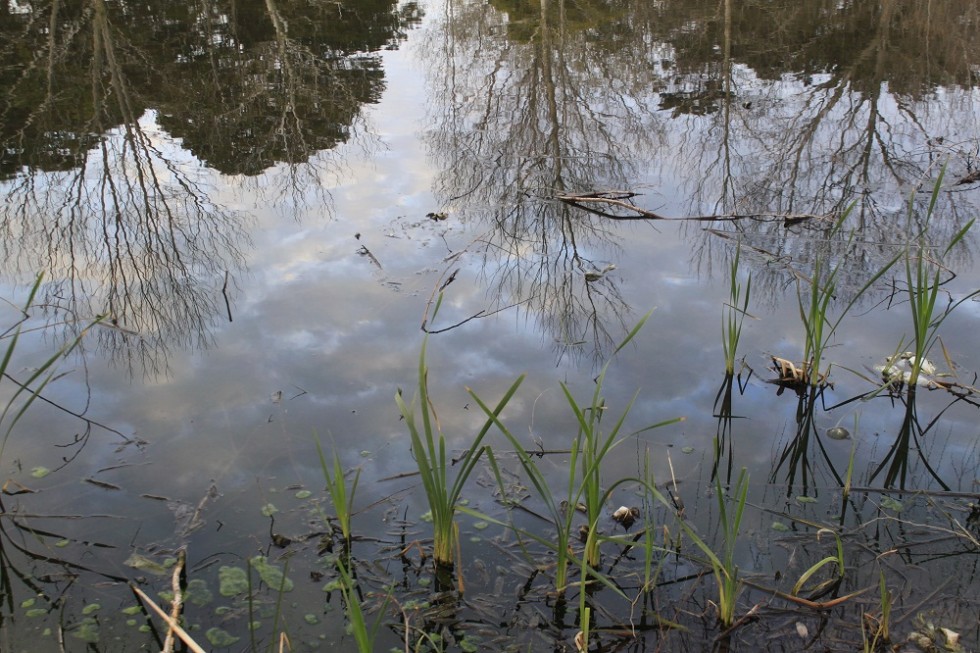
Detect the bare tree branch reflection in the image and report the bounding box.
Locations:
[423,0,668,363]
[0,0,421,374]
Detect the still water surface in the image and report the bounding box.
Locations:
[1,0,978,650]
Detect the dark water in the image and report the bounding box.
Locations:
[1,1,979,651]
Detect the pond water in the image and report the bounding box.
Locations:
[1,1,979,651]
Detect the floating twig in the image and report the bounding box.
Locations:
[557,191,828,224]
[131,584,206,653]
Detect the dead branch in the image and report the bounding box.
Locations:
[556,191,829,224]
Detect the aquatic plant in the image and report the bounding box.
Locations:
[396,296,525,567]
[335,557,392,653]
[796,208,898,389]
[565,311,678,569]
[861,571,892,652]
[722,241,751,375]
[677,469,749,629]
[791,528,845,596]
[471,311,679,589]
[316,436,360,548]
[900,166,977,387]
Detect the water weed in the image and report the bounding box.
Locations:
[396,296,525,567]
[315,436,360,548]
[468,311,679,595]
[796,208,899,389]
[722,241,752,375]
[335,557,392,653]
[678,469,749,628]
[564,310,678,568]
[899,166,977,387]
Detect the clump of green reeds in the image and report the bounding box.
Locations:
[315,436,360,549]
[469,311,680,595]
[335,557,392,653]
[722,241,751,375]
[678,469,749,628]
[797,208,899,389]
[396,296,524,568]
[900,166,977,387]
[566,312,679,570]
[791,527,845,597]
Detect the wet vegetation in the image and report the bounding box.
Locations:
[1,0,979,652]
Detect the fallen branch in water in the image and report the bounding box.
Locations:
[163,549,187,653]
[132,582,206,653]
[556,191,829,225]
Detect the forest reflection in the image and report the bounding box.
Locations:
[0,0,422,373]
[424,0,980,360]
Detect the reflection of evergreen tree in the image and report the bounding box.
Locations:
[0,0,423,178]
[656,0,978,114]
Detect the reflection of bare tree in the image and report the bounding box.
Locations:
[0,0,421,373]
[423,0,668,362]
[663,0,980,307]
[0,1,249,375]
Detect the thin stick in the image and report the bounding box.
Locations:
[162,549,186,653]
[222,270,234,322]
[131,585,207,653]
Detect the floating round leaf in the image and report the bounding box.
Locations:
[205,627,239,647]
[826,426,850,440]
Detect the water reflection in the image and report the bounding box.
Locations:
[423,0,666,363]
[0,0,422,373]
[426,0,980,362]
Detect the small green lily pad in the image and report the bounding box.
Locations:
[82,603,101,615]
[796,496,818,504]
[121,605,142,616]
[72,618,100,643]
[186,579,213,607]
[250,556,293,592]
[260,503,278,517]
[205,627,239,647]
[218,566,249,597]
[472,521,489,531]
[294,490,312,499]
[771,521,790,532]
[681,446,695,454]
[304,614,319,625]
[880,497,903,512]
[26,608,47,618]
[20,598,36,609]
[31,467,50,479]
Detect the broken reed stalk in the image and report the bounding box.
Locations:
[131,585,207,653]
[162,549,187,653]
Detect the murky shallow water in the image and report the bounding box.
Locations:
[1,0,979,650]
